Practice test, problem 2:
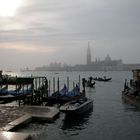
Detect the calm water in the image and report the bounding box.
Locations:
[8,71,140,140]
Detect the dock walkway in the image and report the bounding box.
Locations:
[0,105,59,140]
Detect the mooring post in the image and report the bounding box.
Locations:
[31,80,34,105]
[17,77,21,106]
[53,77,55,93]
[57,77,60,93]
[73,81,75,88]
[15,76,18,102]
[67,76,69,91]
[0,80,1,90]
[57,77,60,107]
[6,75,8,91]
[49,79,51,96]
[22,83,25,104]
[79,75,81,91]
[39,77,41,89]
[35,78,38,90]
[0,70,3,89]
[27,83,28,92]
[6,75,8,92]
[42,77,44,87]
[45,77,48,97]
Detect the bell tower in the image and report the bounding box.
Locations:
[87,42,91,65]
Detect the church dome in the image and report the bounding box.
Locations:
[105,54,111,61]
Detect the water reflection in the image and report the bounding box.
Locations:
[121,99,140,115]
[61,107,93,136]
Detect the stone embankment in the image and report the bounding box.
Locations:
[0,106,26,128]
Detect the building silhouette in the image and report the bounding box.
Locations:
[87,42,91,65]
[85,44,123,71]
[35,43,140,71]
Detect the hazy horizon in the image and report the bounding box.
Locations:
[0,0,140,70]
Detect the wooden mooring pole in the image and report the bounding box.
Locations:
[79,75,81,91]
[57,77,59,93]
[49,79,51,96]
[57,77,60,107]
[53,77,55,93]
[67,76,69,91]
[73,81,75,88]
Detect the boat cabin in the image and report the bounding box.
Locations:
[132,69,140,82]
[132,69,140,89]
[0,70,2,77]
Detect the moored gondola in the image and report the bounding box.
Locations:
[43,84,80,105]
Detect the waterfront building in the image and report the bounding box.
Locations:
[87,42,92,65]
[85,45,123,71]
[35,43,140,71]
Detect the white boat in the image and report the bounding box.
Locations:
[60,97,93,115]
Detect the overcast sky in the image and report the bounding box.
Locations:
[0,0,140,70]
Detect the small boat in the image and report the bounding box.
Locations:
[85,81,95,88]
[60,97,93,115]
[0,85,8,95]
[122,69,140,109]
[7,85,22,95]
[93,77,112,82]
[122,90,140,108]
[82,77,95,88]
[51,84,68,97]
[0,94,16,103]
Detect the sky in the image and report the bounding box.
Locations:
[0,0,140,70]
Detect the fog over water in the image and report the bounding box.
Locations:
[0,0,140,70]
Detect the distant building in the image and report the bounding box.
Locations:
[34,43,140,71]
[87,42,92,65]
[85,44,123,71]
[123,64,140,71]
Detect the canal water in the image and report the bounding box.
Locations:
[8,71,140,140]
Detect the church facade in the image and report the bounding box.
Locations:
[85,44,123,71]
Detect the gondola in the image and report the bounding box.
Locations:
[43,84,80,105]
[82,77,95,88]
[93,77,112,82]
[85,81,95,88]
[0,85,8,95]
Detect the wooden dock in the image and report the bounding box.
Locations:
[0,76,49,105]
[0,106,59,140]
[2,106,59,131]
[122,91,140,108]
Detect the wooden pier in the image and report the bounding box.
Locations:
[0,72,85,106]
[0,76,49,105]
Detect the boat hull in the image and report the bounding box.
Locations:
[60,98,93,115]
[43,96,73,105]
[93,78,112,82]
[122,91,140,108]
